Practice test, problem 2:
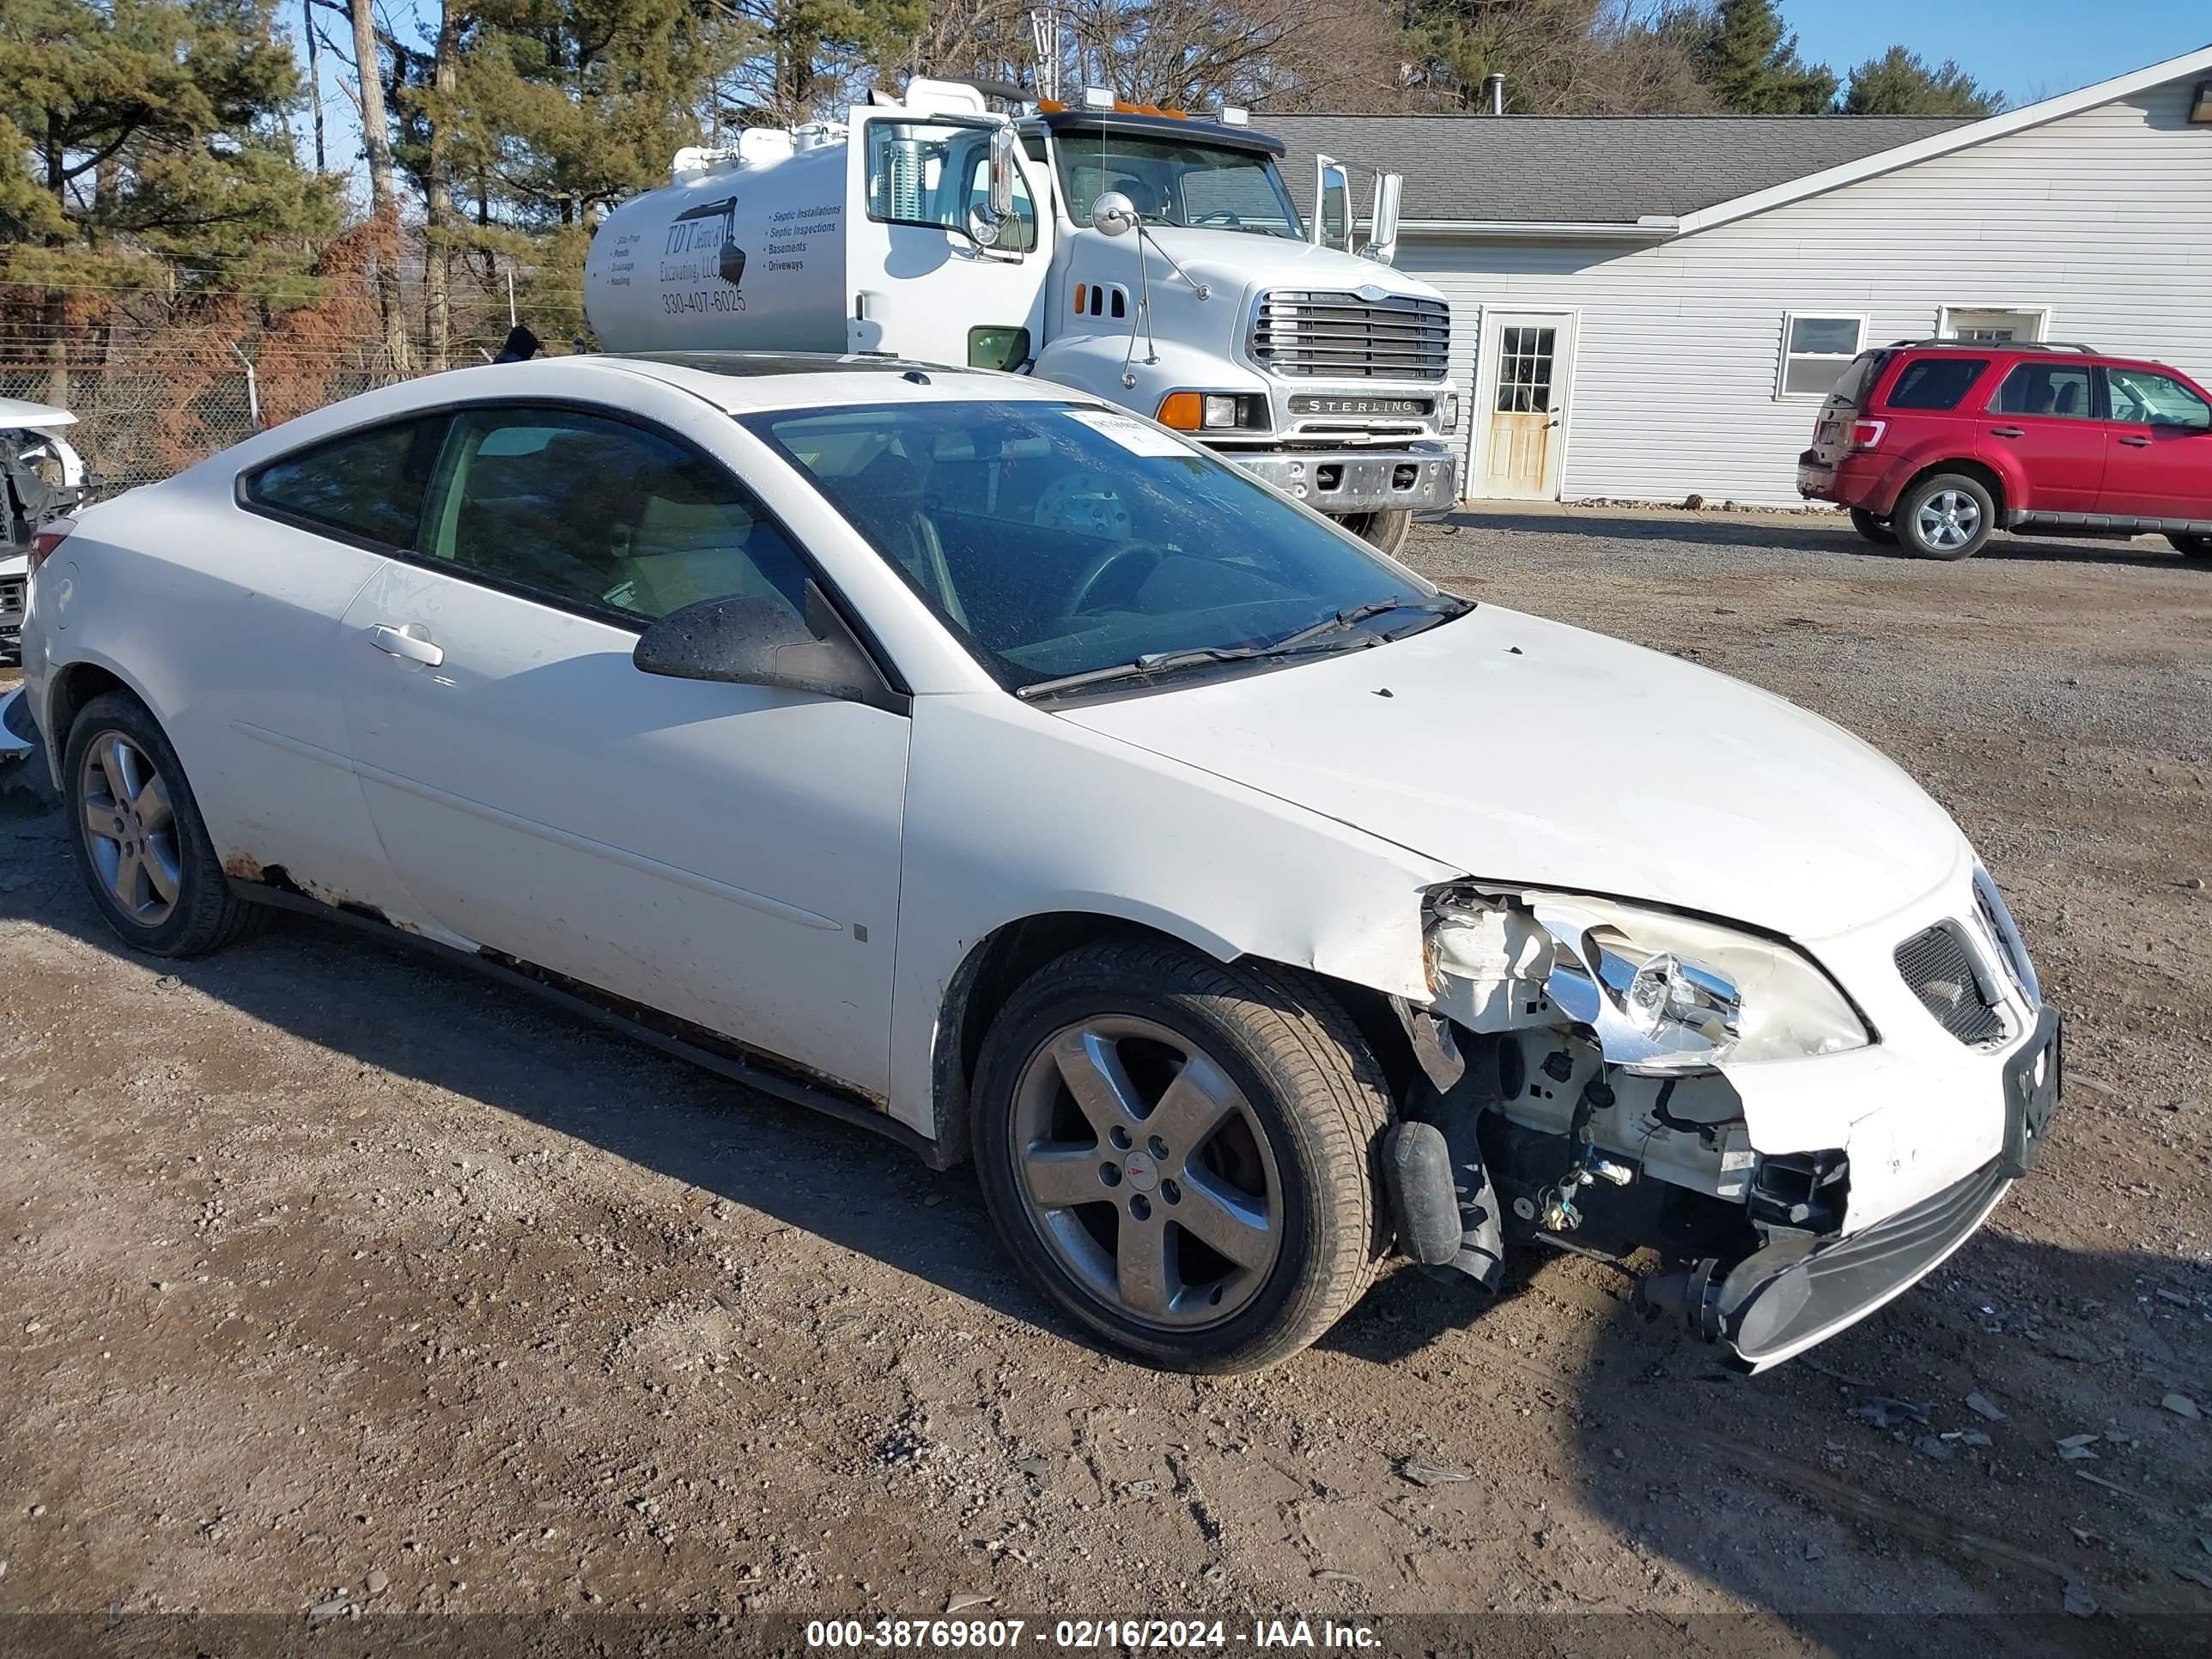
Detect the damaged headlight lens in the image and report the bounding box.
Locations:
[1430,892,1870,1074]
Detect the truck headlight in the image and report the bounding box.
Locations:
[1428,891,1870,1074]
[1157,392,1255,430]
[1203,394,1239,428]
[1442,391,1461,434]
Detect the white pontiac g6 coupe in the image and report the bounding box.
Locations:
[10,354,2062,1372]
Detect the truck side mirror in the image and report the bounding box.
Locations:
[1362,173,1402,267]
[971,125,1019,250]
[633,581,902,714]
[1091,191,1139,237]
[1314,159,1351,252]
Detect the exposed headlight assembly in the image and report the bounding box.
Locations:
[1428,891,1870,1074]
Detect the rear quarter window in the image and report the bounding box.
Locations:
[1883,357,1990,411]
[243,416,447,549]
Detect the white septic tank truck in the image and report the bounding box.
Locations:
[583,78,1462,552]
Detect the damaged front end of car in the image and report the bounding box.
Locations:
[1380,879,2057,1372]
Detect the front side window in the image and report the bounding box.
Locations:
[866,119,1037,251]
[1053,132,1304,240]
[744,399,1455,696]
[2106,368,2212,430]
[1778,314,1868,398]
[1992,362,2095,419]
[244,416,447,548]
[416,407,809,623]
[1885,357,1990,411]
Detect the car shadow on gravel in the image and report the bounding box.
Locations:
[1441,511,2191,570]
[1322,1222,2211,1655]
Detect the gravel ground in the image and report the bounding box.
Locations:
[1,506,2209,1656]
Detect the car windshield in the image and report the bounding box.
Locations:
[1052,132,1305,239]
[742,400,1460,696]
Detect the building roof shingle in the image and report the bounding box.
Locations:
[1261,113,1973,225]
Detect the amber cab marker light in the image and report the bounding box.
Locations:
[1156,392,1205,430]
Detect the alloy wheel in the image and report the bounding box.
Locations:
[76,730,183,927]
[1916,489,1982,551]
[1008,1015,1283,1329]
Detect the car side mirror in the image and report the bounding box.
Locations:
[632,580,903,713]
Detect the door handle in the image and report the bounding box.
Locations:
[367,623,445,666]
[1986,427,2025,438]
[2117,434,2152,447]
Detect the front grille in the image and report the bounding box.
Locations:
[1894,922,2005,1044]
[1250,290,1450,381]
[0,576,24,625]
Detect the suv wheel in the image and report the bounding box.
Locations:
[1849,507,1897,546]
[2171,534,2211,561]
[64,690,264,957]
[1898,473,1996,561]
[971,939,1390,1373]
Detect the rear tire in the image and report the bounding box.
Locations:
[1897,473,1996,561]
[1849,507,1897,545]
[2171,533,2212,561]
[63,690,263,957]
[970,939,1391,1373]
[1334,509,1413,557]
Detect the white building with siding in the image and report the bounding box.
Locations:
[1269,45,2212,507]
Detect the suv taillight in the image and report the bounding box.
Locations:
[1848,419,1887,452]
[27,517,74,572]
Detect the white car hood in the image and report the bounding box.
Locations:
[1055,606,1963,943]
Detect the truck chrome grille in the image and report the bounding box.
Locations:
[0,575,24,628]
[1250,290,1450,381]
[1894,922,2005,1045]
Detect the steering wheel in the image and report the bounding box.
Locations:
[1060,542,1167,619]
[1192,210,1243,228]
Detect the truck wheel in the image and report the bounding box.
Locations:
[1335,509,1413,557]
[1897,474,1996,561]
[2171,534,2211,561]
[1849,507,1897,546]
[971,939,1391,1373]
[64,690,264,957]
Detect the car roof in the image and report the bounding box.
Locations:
[588,352,1081,415]
[1882,340,2181,374]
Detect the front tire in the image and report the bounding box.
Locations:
[64,690,263,957]
[1897,473,1996,560]
[1849,507,1897,545]
[971,939,1391,1373]
[1334,508,1413,557]
[2172,533,2211,561]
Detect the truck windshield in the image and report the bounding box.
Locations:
[742,400,1460,696]
[1052,133,1305,240]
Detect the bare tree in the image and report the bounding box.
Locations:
[343,0,415,368]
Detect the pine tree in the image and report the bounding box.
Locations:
[1843,46,2000,117]
[1699,0,1836,113]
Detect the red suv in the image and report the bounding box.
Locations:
[1798,340,2212,562]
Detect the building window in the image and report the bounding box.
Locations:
[1938,306,2050,343]
[1778,313,1866,398]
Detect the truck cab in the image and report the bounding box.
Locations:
[584,79,1462,552]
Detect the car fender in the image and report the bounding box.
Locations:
[885,689,1462,1139]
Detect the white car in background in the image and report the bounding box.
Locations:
[1,395,87,659]
[12,354,2061,1373]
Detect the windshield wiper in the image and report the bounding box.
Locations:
[1013,598,1468,702]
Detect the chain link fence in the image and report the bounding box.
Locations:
[2,357,402,499]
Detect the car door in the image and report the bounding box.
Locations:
[335,402,911,1098]
[2098,365,2212,523]
[202,413,449,917]
[1976,358,2109,514]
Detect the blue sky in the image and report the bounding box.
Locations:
[1784,2,2207,106]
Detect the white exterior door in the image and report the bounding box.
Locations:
[845,110,1050,367]
[1474,312,1577,501]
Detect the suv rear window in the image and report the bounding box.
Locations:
[1824,350,1889,410]
[1885,357,1990,411]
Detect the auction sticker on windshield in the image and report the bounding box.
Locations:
[1063,409,1193,457]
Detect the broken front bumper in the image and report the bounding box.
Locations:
[1680,1006,2062,1371]
[1227,442,1460,515]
